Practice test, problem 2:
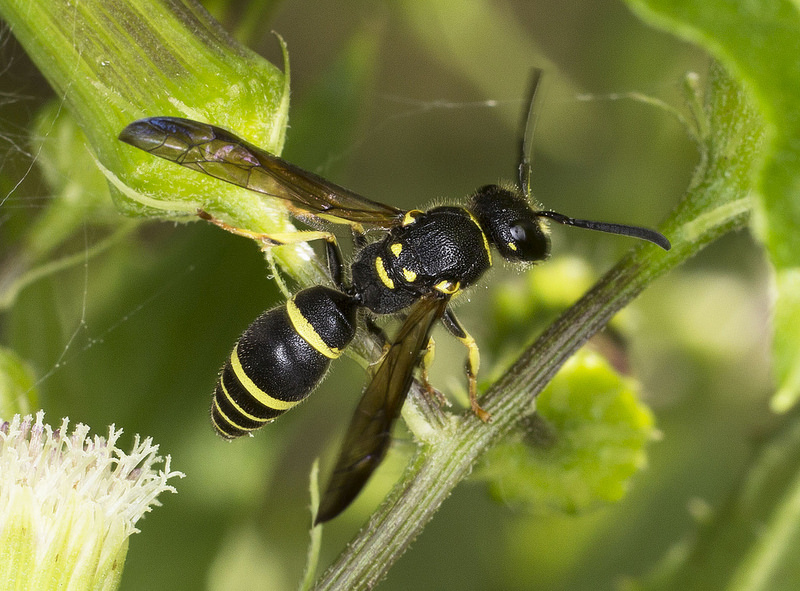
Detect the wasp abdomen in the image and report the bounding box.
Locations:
[211,286,358,439]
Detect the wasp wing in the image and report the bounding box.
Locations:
[316,295,449,523]
[119,117,404,228]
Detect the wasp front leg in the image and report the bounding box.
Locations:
[442,308,490,422]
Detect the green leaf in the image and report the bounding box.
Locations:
[0,0,289,221]
[0,0,328,289]
[481,349,655,514]
[624,0,800,411]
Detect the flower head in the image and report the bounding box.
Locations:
[0,411,183,590]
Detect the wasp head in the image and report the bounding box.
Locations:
[469,184,551,263]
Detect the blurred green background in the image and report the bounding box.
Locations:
[0,0,774,589]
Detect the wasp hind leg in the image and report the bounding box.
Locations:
[199,209,344,299]
[442,308,491,423]
[198,209,337,251]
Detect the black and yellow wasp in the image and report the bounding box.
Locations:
[119,71,670,523]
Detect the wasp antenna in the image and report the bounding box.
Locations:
[535,210,671,251]
[518,68,544,197]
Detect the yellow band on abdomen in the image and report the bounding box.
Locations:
[286,298,342,359]
[231,344,305,410]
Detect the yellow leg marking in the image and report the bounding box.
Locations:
[420,338,448,406]
[316,213,365,234]
[264,249,291,299]
[375,256,395,289]
[198,210,335,249]
[420,336,435,390]
[231,344,304,411]
[253,230,334,249]
[442,309,489,421]
[286,298,342,359]
[459,331,491,423]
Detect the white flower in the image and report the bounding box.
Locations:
[0,411,183,591]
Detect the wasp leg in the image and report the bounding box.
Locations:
[419,337,448,406]
[442,308,490,422]
[420,336,435,389]
[263,249,291,298]
[363,315,390,349]
[324,238,346,290]
[198,209,336,250]
[352,226,368,250]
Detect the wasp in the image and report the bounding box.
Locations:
[119,70,670,523]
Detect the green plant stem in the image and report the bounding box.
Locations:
[313,62,762,591]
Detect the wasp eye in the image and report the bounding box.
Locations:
[510,223,528,241]
[505,219,549,262]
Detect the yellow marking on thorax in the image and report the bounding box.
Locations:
[231,344,303,410]
[391,242,416,282]
[465,210,493,266]
[402,210,423,226]
[375,256,395,289]
[287,298,342,359]
[507,242,517,251]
